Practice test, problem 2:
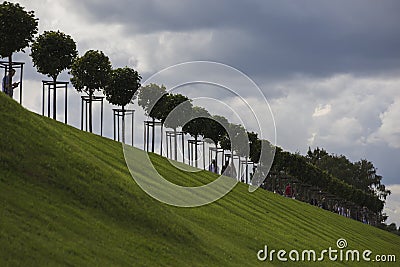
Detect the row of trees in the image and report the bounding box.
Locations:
[0,1,142,136]
[0,0,263,161]
[307,148,391,201]
[70,50,141,136]
[136,83,388,214]
[271,149,386,213]
[32,34,142,135]
[137,83,259,163]
[0,1,391,224]
[379,222,400,236]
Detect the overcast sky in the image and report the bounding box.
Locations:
[10,0,400,226]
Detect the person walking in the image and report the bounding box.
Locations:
[2,69,19,98]
[285,183,293,198]
[208,159,219,174]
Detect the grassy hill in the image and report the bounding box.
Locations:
[0,92,399,266]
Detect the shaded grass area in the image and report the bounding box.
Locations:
[0,92,399,266]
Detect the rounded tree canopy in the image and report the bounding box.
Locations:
[203,115,229,147]
[30,31,78,80]
[248,131,262,163]
[163,93,192,128]
[182,106,211,138]
[220,123,248,156]
[0,1,38,58]
[104,67,142,107]
[70,50,112,94]
[137,83,168,120]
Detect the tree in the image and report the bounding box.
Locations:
[104,67,141,143]
[254,139,275,183]
[220,123,248,157]
[137,83,168,152]
[274,148,384,213]
[182,106,211,167]
[219,123,247,178]
[203,115,229,165]
[163,93,192,128]
[163,93,192,160]
[30,31,78,119]
[203,115,229,148]
[248,132,261,163]
[0,1,38,96]
[387,223,398,233]
[306,147,391,203]
[70,50,112,133]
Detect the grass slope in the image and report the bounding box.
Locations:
[0,92,399,266]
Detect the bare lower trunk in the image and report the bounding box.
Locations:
[215,142,218,172]
[53,77,57,120]
[231,149,235,179]
[195,135,198,168]
[89,90,93,133]
[160,123,163,155]
[151,117,155,152]
[174,128,178,160]
[122,105,125,143]
[7,55,12,98]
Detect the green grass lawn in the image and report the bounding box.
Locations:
[0,92,399,266]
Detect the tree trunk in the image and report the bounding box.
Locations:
[89,90,93,133]
[7,55,12,98]
[122,105,126,144]
[195,135,198,168]
[151,117,155,153]
[160,123,163,156]
[53,77,57,120]
[174,128,178,160]
[231,149,235,179]
[215,142,218,173]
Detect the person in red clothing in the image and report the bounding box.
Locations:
[285,183,292,198]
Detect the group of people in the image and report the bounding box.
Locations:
[310,197,352,218]
[333,203,352,218]
[271,183,296,199]
[331,203,371,224]
[311,197,371,223]
[207,157,374,225]
[2,68,19,98]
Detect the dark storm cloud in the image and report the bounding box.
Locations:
[72,0,400,78]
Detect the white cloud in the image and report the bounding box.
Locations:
[319,117,363,146]
[260,74,400,154]
[368,98,400,148]
[308,132,317,146]
[312,104,331,117]
[384,184,400,227]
